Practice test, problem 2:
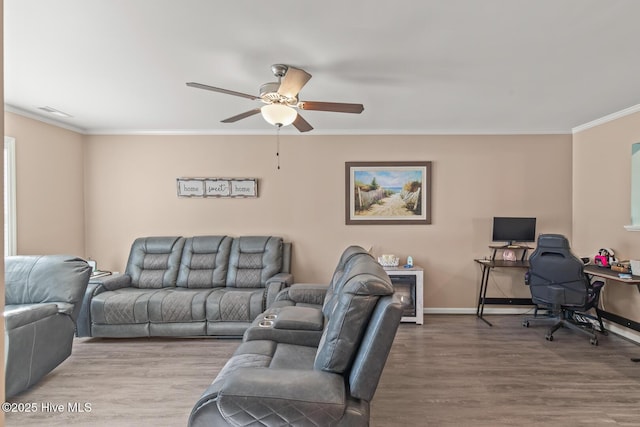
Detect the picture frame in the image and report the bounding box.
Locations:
[177,179,205,197]
[177,178,258,198]
[345,161,432,225]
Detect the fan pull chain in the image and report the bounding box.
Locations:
[276,124,281,170]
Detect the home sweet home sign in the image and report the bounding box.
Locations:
[177,178,258,198]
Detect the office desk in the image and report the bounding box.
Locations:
[584,265,640,362]
[584,265,640,291]
[474,259,531,326]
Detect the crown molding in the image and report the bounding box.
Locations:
[4,104,87,134]
[5,104,570,136]
[572,103,640,134]
[84,128,570,136]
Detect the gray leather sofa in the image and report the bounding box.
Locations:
[4,255,91,397]
[77,235,292,338]
[189,246,403,426]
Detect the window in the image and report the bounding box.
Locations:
[4,136,16,255]
[631,142,640,228]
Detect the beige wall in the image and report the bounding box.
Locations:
[4,112,86,256]
[2,111,574,310]
[573,111,640,335]
[84,133,573,308]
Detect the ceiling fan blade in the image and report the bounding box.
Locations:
[298,101,364,114]
[186,82,258,100]
[221,108,261,123]
[292,113,313,133]
[277,67,312,98]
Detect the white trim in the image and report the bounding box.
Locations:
[4,136,17,256]
[84,128,571,136]
[4,105,569,136]
[572,103,640,134]
[424,307,536,315]
[624,225,640,231]
[603,322,640,345]
[4,104,87,134]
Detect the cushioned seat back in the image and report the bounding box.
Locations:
[5,255,92,322]
[125,236,185,289]
[322,246,372,313]
[226,236,283,288]
[322,251,380,319]
[314,262,394,375]
[349,294,403,401]
[528,234,589,307]
[177,236,232,288]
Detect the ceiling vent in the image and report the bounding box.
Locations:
[38,106,72,118]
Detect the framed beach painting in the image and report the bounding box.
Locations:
[345,161,432,225]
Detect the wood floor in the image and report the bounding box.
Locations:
[6,314,640,427]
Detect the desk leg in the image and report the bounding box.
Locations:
[476,266,487,316]
[477,265,492,327]
[632,285,640,362]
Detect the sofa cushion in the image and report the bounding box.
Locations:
[125,236,185,289]
[177,236,232,289]
[206,288,265,322]
[208,340,316,395]
[215,369,345,427]
[91,288,159,324]
[322,252,378,318]
[314,270,394,374]
[227,236,283,288]
[148,288,214,322]
[348,294,404,401]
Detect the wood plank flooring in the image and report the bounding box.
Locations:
[6,314,640,426]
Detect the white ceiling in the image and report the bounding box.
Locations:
[4,0,640,135]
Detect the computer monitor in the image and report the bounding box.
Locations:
[492,217,536,246]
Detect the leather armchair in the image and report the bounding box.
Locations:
[4,255,91,397]
[244,245,373,347]
[189,251,403,426]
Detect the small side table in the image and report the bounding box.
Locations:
[383,266,424,325]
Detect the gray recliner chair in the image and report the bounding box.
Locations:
[244,245,375,347]
[4,255,91,397]
[189,253,403,426]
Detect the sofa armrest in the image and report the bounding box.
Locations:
[216,368,346,425]
[76,274,131,337]
[4,304,59,330]
[265,272,293,307]
[274,283,329,306]
[95,273,131,291]
[243,306,325,346]
[272,306,324,331]
[76,282,101,337]
[266,272,293,287]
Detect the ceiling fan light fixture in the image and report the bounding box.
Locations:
[261,104,297,127]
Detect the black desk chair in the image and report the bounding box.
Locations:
[522,233,605,345]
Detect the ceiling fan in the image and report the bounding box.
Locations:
[186,64,364,132]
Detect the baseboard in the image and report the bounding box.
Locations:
[423,307,536,315]
[603,322,640,344]
[421,307,640,345]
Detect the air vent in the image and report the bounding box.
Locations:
[38,106,72,118]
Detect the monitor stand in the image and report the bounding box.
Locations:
[488,243,532,261]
